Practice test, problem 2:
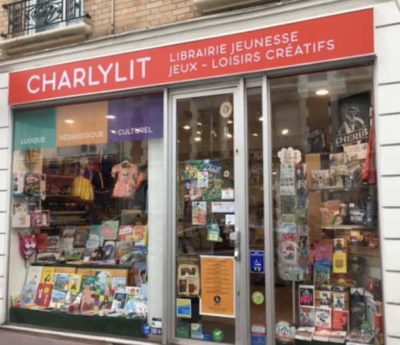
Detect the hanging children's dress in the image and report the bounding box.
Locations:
[71,158,94,201]
[111,161,138,198]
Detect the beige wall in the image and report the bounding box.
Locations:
[0,0,200,40]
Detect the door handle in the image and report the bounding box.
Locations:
[229,228,240,261]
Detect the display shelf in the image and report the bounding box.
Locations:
[321,224,376,231]
[31,262,133,269]
[9,307,146,339]
[308,185,372,193]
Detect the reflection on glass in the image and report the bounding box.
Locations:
[175,94,236,343]
[271,66,383,345]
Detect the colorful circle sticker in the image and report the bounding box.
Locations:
[212,328,224,342]
[251,291,265,305]
[223,170,230,178]
[220,101,233,118]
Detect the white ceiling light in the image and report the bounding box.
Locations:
[281,128,289,135]
[252,133,259,137]
[106,115,116,119]
[183,124,191,130]
[64,119,75,124]
[194,136,202,142]
[315,89,329,96]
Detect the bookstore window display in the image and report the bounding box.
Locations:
[270,66,384,345]
[9,94,164,340]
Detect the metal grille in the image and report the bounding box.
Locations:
[1,0,86,37]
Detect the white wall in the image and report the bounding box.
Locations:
[0,72,11,324]
[375,1,400,343]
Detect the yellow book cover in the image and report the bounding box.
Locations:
[333,251,347,274]
[68,274,82,294]
[41,267,55,284]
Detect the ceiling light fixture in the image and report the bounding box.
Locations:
[258,116,264,122]
[252,133,259,137]
[315,89,329,96]
[281,128,289,135]
[183,124,191,130]
[106,115,116,119]
[194,136,202,142]
[64,119,75,124]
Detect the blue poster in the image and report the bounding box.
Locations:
[251,335,266,345]
[250,250,265,274]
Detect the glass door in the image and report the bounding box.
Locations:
[172,87,245,344]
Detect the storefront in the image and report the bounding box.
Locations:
[0,2,398,345]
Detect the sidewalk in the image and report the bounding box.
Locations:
[0,329,109,345]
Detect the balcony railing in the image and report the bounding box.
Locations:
[1,0,88,38]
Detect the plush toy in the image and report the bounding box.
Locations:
[19,232,37,260]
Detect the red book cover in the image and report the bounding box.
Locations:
[35,232,48,252]
[332,310,349,331]
[35,283,53,307]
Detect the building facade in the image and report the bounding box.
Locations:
[0,1,399,345]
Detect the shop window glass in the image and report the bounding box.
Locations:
[175,94,236,343]
[9,94,164,341]
[271,66,383,344]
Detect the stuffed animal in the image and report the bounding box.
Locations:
[19,232,36,260]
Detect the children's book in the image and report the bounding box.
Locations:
[100,220,119,242]
[116,241,132,261]
[35,283,53,307]
[299,306,315,327]
[65,291,82,314]
[54,273,70,292]
[332,310,349,331]
[118,225,134,242]
[40,267,55,284]
[132,261,147,286]
[25,266,43,287]
[299,285,315,306]
[84,225,101,261]
[132,225,147,247]
[49,289,67,309]
[68,274,82,295]
[192,201,207,225]
[21,283,38,307]
[111,290,128,314]
[80,275,97,315]
[73,226,89,247]
[112,276,127,290]
[315,307,332,329]
[103,240,116,264]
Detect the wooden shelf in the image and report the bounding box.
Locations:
[321,224,376,231]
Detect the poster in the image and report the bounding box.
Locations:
[13,108,56,151]
[176,298,192,318]
[108,94,163,142]
[57,101,108,147]
[200,256,235,318]
[332,92,370,149]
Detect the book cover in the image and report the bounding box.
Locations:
[112,276,127,290]
[60,226,76,259]
[192,201,207,225]
[47,235,61,252]
[21,283,38,307]
[103,240,116,264]
[295,327,315,341]
[111,290,128,313]
[84,225,101,261]
[125,292,139,317]
[314,262,331,287]
[35,283,53,307]
[315,242,333,263]
[311,170,330,189]
[49,289,67,309]
[315,307,332,329]
[116,241,132,261]
[73,226,90,247]
[299,285,315,306]
[299,306,315,327]
[316,290,332,308]
[54,273,70,292]
[100,220,119,242]
[333,292,349,311]
[25,266,43,287]
[35,233,48,252]
[65,292,82,314]
[133,261,147,286]
[118,225,134,242]
[313,328,331,342]
[132,225,147,247]
[332,310,349,331]
[40,267,55,284]
[68,274,82,295]
[80,276,97,315]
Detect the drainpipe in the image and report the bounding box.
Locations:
[111,0,115,34]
